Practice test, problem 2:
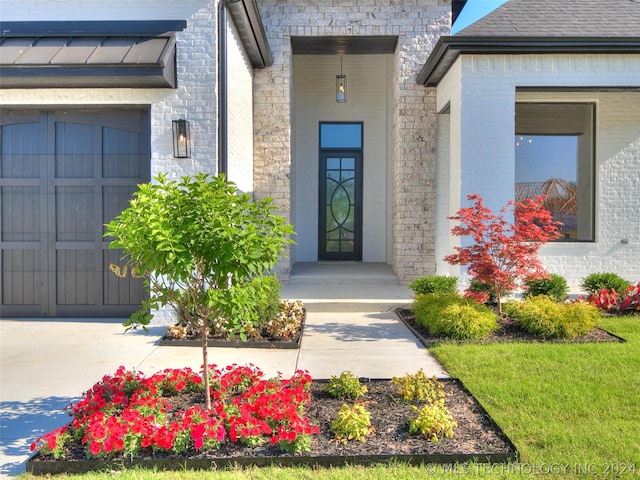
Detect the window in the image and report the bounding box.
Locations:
[320,123,362,149]
[515,103,595,241]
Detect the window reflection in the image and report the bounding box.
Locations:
[515,103,594,241]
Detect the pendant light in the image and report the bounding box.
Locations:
[336,56,347,103]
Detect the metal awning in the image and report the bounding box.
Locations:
[0,21,186,88]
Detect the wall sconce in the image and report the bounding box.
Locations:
[336,56,346,103]
[172,119,191,158]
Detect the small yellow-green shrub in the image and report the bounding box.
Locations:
[413,293,499,339]
[330,403,374,444]
[503,296,599,339]
[325,371,367,400]
[391,369,444,403]
[408,399,457,443]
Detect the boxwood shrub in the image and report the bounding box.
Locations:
[503,296,599,339]
[581,272,631,295]
[413,293,498,340]
[524,274,568,302]
[408,275,458,295]
[248,274,282,327]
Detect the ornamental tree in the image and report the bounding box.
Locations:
[444,194,561,314]
[104,173,295,409]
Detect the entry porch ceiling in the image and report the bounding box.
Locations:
[291,36,398,55]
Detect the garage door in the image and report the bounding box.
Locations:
[0,109,150,318]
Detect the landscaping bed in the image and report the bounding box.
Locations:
[395,308,626,346]
[27,367,516,475]
[159,301,305,349]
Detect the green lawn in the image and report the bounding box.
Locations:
[430,315,640,477]
[19,316,639,480]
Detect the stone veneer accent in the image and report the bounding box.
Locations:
[253,0,451,282]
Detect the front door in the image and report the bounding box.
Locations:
[318,123,363,261]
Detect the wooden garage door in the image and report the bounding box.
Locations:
[0,109,150,317]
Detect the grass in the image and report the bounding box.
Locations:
[18,316,639,479]
[431,315,640,475]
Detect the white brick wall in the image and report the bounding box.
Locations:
[435,53,640,287]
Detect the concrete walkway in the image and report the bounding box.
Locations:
[0,263,447,477]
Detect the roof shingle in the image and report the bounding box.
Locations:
[457,0,640,38]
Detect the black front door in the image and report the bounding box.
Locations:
[319,150,363,260]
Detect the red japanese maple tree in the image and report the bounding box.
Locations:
[444,194,562,314]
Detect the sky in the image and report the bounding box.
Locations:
[451,0,510,34]
[515,136,577,183]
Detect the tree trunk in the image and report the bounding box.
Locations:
[201,317,211,410]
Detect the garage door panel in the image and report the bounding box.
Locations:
[2,250,42,306]
[1,123,42,179]
[55,123,99,179]
[56,249,96,306]
[103,249,144,306]
[2,186,41,242]
[55,186,95,242]
[103,128,143,178]
[102,185,137,235]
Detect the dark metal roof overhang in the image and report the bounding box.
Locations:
[226,0,272,68]
[0,21,187,88]
[417,36,640,87]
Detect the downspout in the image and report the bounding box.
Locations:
[218,0,228,176]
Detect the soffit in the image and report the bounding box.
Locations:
[291,36,398,55]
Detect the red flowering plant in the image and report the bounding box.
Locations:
[584,283,640,313]
[444,194,562,314]
[30,364,319,460]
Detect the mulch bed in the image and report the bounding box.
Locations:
[158,312,305,349]
[158,328,303,349]
[395,308,626,346]
[27,379,517,474]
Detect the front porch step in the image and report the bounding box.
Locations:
[280,262,414,312]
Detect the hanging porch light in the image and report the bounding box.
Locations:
[336,56,346,103]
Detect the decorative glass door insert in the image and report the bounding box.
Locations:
[318,123,363,260]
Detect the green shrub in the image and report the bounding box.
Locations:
[468,279,506,305]
[524,274,568,302]
[503,296,599,339]
[581,272,631,295]
[408,400,457,443]
[413,293,499,339]
[247,275,281,327]
[408,276,458,295]
[325,371,367,400]
[176,276,281,336]
[391,369,444,403]
[330,403,374,444]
